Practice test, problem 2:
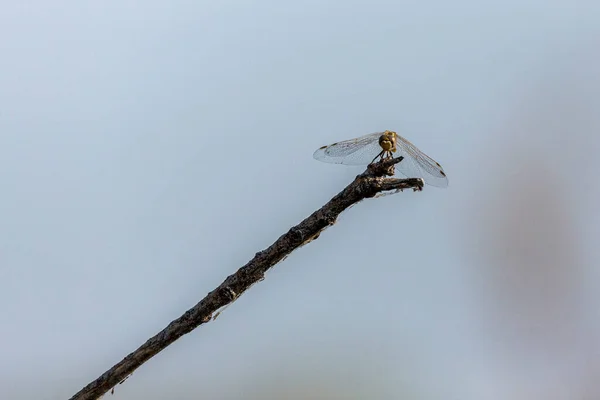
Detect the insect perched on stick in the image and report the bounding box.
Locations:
[313,130,448,188]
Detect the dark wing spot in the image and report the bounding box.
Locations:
[319,145,327,149]
[440,170,446,176]
[324,143,338,154]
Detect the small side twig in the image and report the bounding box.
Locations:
[68,156,422,400]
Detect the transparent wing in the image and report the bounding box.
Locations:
[313,131,449,188]
[394,135,448,188]
[313,132,384,165]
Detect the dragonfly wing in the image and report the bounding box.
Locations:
[313,132,384,165]
[394,135,449,188]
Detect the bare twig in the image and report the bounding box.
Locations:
[68,156,423,400]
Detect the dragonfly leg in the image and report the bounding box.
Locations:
[371,150,384,164]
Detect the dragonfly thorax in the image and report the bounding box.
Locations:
[378,131,397,153]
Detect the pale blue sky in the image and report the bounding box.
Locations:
[1,1,599,399]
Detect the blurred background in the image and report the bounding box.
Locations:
[1,1,599,399]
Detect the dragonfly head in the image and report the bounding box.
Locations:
[378,130,397,152]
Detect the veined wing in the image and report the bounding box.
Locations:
[313,132,383,165]
[394,135,448,188]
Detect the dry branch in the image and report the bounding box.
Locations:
[69,156,423,400]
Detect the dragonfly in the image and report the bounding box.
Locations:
[313,130,448,188]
